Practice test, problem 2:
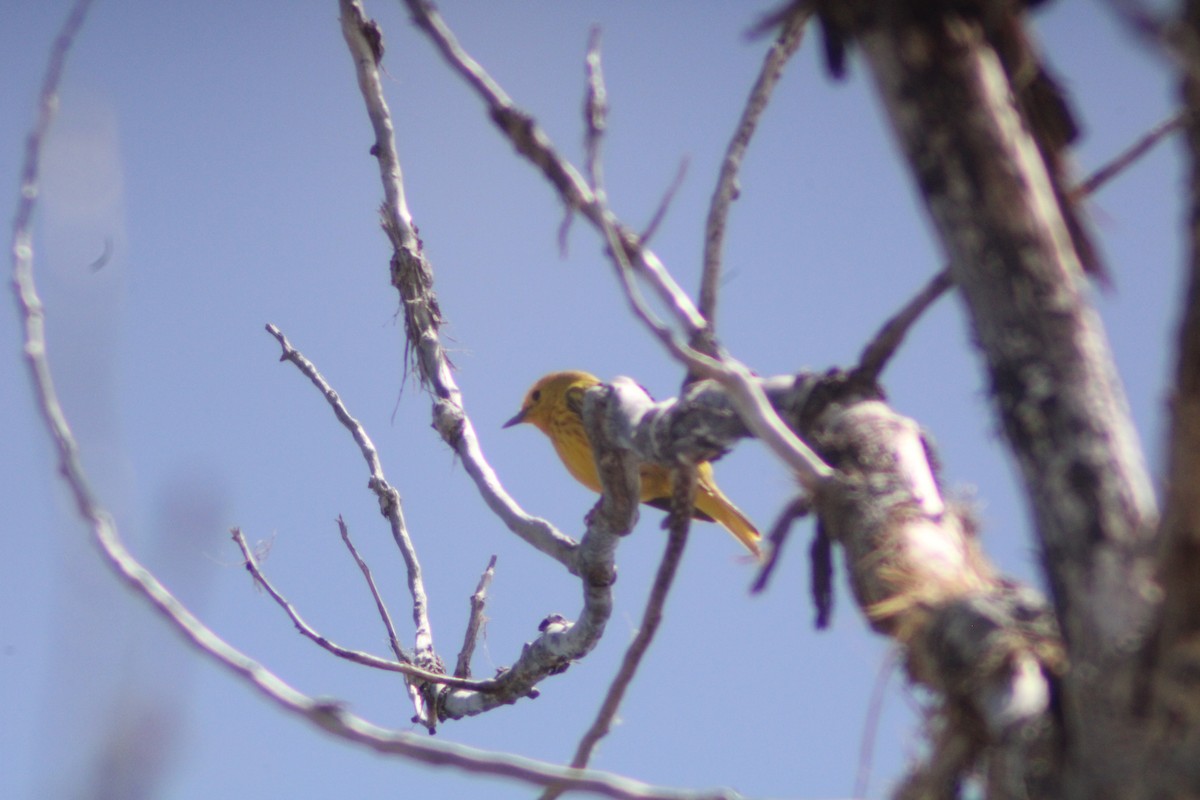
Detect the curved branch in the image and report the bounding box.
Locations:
[338,0,578,569]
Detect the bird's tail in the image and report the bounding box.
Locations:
[696,485,761,558]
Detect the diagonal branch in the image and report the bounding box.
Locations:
[339,0,578,570]
[265,324,436,679]
[697,6,810,339]
[337,517,409,664]
[1074,110,1184,197]
[232,527,485,690]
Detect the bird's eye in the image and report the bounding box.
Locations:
[531,389,542,402]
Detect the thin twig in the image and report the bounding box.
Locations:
[1074,110,1185,198]
[455,555,497,678]
[698,6,810,331]
[750,494,811,594]
[855,270,953,384]
[854,649,899,800]
[338,516,408,665]
[342,513,440,731]
[266,323,440,729]
[848,112,1183,383]
[641,157,690,245]
[265,324,437,669]
[543,468,696,800]
[232,528,483,690]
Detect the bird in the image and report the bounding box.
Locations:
[504,370,761,556]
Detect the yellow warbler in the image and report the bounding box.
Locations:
[504,370,761,556]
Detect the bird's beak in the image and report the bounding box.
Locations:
[502,408,528,428]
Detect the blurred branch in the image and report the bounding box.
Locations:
[1074,110,1185,197]
[454,555,497,679]
[545,467,695,798]
[750,495,811,595]
[1143,12,1200,797]
[640,157,689,245]
[854,269,953,384]
[854,649,899,800]
[697,6,810,341]
[583,26,607,187]
[338,0,579,570]
[849,109,1182,384]
[853,6,1156,792]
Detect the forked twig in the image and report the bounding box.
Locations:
[232,528,483,690]
[265,324,437,673]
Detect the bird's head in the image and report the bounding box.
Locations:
[503,370,601,433]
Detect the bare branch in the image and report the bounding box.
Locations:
[402,0,708,336]
[583,26,607,184]
[698,6,810,333]
[455,555,497,679]
[750,494,810,595]
[265,324,437,680]
[438,384,639,720]
[11,0,96,518]
[338,0,579,569]
[640,156,689,245]
[337,518,408,665]
[854,269,953,384]
[551,467,695,793]
[232,528,482,690]
[851,7,1155,790]
[1074,110,1185,197]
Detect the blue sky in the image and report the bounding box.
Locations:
[1,2,1183,798]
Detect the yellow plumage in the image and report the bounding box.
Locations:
[504,370,761,556]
